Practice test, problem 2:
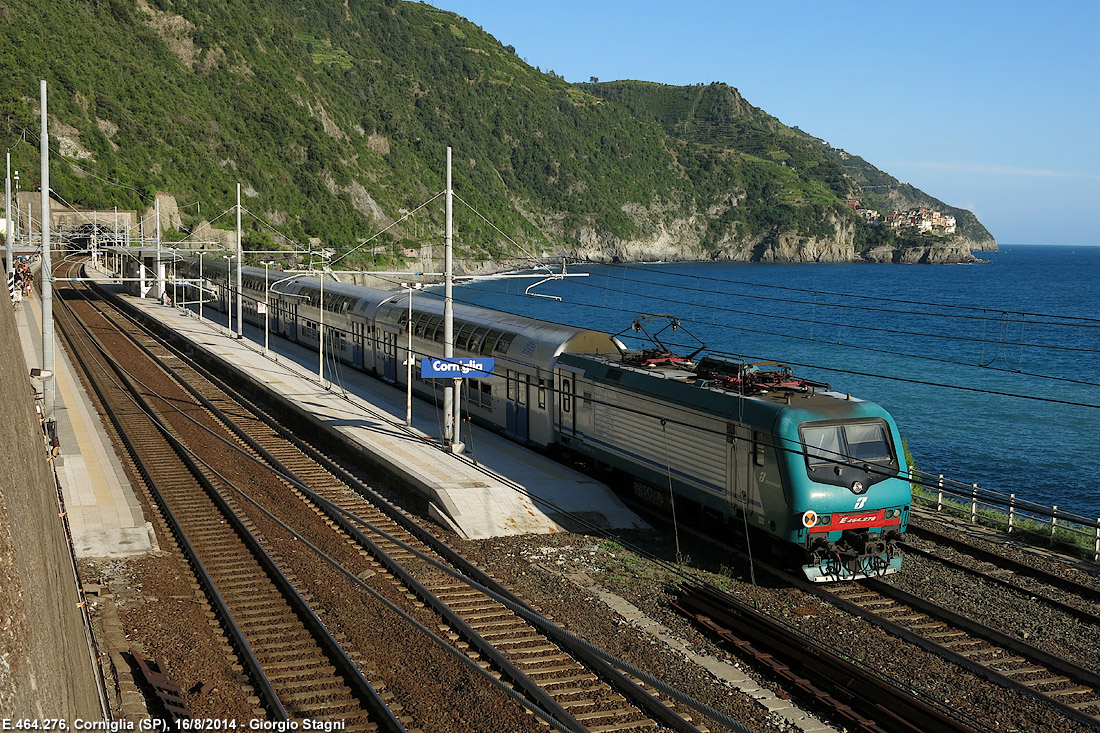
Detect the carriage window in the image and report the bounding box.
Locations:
[561,378,572,413]
[465,379,493,410]
[413,313,430,337]
[425,315,443,342]
[506,370,515,401]
[480,330,503,355]
[538,378,546,409]
[752,431,766,466]
[468,327,489,355]
[455,322,476,351]
[495,333,516,354]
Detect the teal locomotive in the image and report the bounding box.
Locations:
[555,349,909,581]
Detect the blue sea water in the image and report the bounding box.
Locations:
[446,245,1100,519]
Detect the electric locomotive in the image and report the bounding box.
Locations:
[555,347,909,581]
[179,259,909,580]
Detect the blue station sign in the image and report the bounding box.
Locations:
[420,357,495,379]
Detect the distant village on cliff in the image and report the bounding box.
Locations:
[846,199,958,236]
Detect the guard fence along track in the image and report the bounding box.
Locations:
[62,261,739,732]
[53,261,405,730]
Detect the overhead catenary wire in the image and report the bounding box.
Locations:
[610,261,1100,327]
[422,282,1100,410]
[207,257,1099,413]
[188,255,1091,522]
[556,269,1100,353]
[359,260,1097,388]
[417,250,1100,328]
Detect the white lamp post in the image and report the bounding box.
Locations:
[260,260,275,355]
[222,254,236,334]
[401,282,423,426]
[314,248,333,384]
[198,252,204,322]
[12,171,18,238]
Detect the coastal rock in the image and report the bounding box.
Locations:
[862,243,977,264]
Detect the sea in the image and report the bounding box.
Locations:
[443,244,1100,520]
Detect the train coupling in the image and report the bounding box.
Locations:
[845,529,888,558]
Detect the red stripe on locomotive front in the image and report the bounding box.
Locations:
[808,508,902,533]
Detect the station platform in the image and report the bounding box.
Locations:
[83,265,645,540]
[15,284,158,558]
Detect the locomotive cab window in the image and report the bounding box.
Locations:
[802,425,845,468]
[844,422,894,463]
[799,420,897,481]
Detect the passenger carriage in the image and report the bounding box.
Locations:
[371,295,621,446]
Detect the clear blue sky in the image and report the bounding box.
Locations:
[433,0,1100,246]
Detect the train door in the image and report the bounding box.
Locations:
[382,330,397,382]
[531,374,549,445]
[727,423,764,522]
[364,323,377,374]
[556,371,576,438]
[351,321,365,369]
[506,370,530,442]
[286,301,297,341]
[270,297,281,335]
[517,373,530,443]
[727,423,748,518]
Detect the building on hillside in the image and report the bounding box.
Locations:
[880,207,956,235]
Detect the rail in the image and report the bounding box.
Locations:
[674,581,983,733]
[55,262,406,729]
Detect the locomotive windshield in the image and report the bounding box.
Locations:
[801,420,896,471]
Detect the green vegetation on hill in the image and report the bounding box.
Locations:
[0,0,992,268]
[584,80,994,248]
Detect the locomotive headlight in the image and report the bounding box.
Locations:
[816,514,832,526]
[851,480,866,494]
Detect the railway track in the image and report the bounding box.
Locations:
[612,483,1100,731]
[673,581,983,733]
[812,577,1100,729]
[58,261,740,732]
[903,517,1100,624]
[674,550,1100,731]
[54,264,404,729]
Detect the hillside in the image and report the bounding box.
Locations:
[0,0,993,269]
[582,80,997,253]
